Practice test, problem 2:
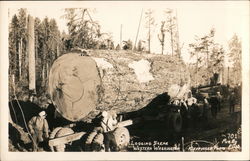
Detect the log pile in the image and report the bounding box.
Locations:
[48,50,190,122]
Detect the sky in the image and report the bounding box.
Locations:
[8,1,249,65]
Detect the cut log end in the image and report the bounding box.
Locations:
[49,53,101,121]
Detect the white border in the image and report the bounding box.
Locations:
[1,1,249,160]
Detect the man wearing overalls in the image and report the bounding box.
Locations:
[28,111,49,151]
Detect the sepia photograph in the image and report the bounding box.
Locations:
[1,1,249,160]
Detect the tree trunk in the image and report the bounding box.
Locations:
[56,43,60,59]
[42,43,47,86]
[161,42,164,55]
[12,30,17,84]
[18,39,22,80]
[47,60,49,80]
[170,29,174,56]
[148,19,151,54]
[28,15,36,93]
[169,16,174,56]
[15,38,19,81]
[48,50,190,122]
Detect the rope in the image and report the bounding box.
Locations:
[10,78,36,147]
[10,100,18,124]
[101,119,112,132]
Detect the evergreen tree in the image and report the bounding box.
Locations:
[158,21,166,55]
[122,39,133,50]
[165,9,180,56]
[115,44,121,50]
[110,41,115,50]
[228,34,242,85]
[64,8,103,50]
[17,8,28,80]
[9,14,19,83]
[145,9,155,53]
[137,40,145,52]
[189,29,224,85]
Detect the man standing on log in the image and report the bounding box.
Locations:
[28,111,49,151]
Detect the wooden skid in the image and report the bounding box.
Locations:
[116,120,133,127]
[48,132,86,147]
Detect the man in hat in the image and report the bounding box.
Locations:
[100,110,118,151]
[209,93,219,119]
[229,91,236,114]
[28,111,49,151]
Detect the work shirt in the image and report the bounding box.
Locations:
[28,116,49,134]
[101,115,117,133]
[187,97,197,106]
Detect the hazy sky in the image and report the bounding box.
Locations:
[8,1,249,64]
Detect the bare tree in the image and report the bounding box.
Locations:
[228,34,242,86]
[164,9,182,57]
[158,21,166,55]
[165,9,175,56]
[145,9,155,54]
[27,15,36,94]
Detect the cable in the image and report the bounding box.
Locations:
[10,100,18,124]
[10,79,36,148]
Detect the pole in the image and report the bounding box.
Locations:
[134,9,143,51]
[120,24,123,48]
[148,13,151,54]
[170,13,174,56]
[175,9,181,57]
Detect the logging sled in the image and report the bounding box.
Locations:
[9,49,224,152]
[45,50,190,151]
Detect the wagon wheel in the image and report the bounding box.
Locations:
[49,127,74,152]
[110,127,130,151]
[49,127,62,139]
[49,127,62,151]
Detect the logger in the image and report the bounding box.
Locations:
[47,50,190,151]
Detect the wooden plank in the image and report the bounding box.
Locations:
[116,120,133,127]
[49,132,86,147]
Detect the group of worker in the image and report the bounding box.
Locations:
[209,90,238,118]
[170,87,237,125]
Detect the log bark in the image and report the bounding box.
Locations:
[48,50,190,122]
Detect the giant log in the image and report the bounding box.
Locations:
[48,50,190,122]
